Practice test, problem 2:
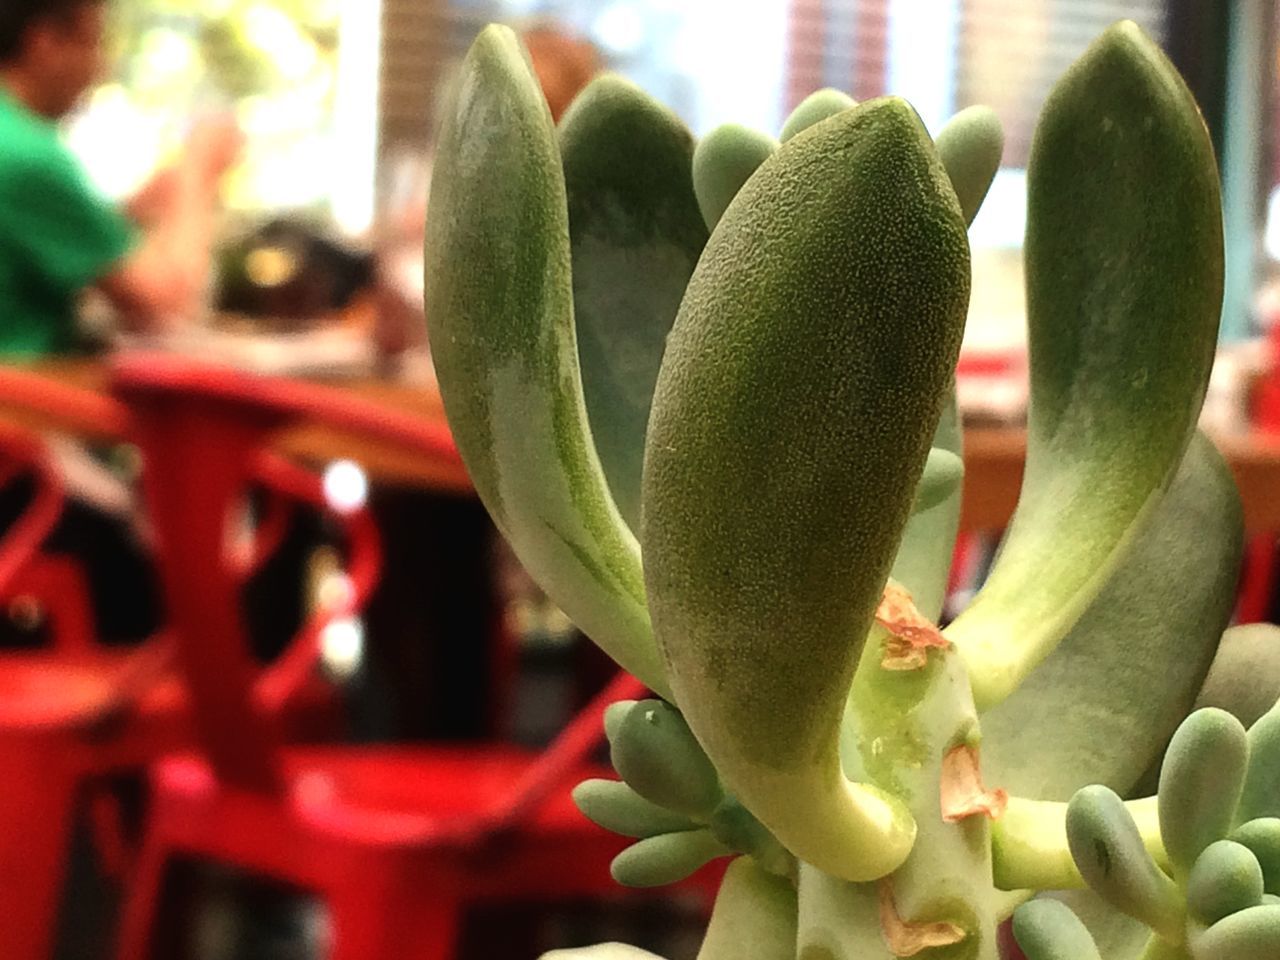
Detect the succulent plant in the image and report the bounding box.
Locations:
[423,17,1276,960]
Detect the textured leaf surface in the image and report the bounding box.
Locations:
[643,97,970,881]
[946,21,1224,709]
[561,75,708,531]
[1195,624,1280,730]
[423,26,666,694]
[981,433,1242,800]
[888,109,1000,622]
[696,858,798,960]
[692,123,777,231]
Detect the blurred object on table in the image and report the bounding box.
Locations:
[215,216,375,327]
[116,214,386,378]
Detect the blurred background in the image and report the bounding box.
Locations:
[60,1,1278,353]
[6,1,1280,958]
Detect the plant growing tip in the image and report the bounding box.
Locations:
[691,124,777,231]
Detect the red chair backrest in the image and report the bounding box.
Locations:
[0,423,102,656]
[111,353,462,795]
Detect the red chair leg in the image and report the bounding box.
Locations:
[328,876,461,960]
[0,739,77,960]
[115,831,171,960]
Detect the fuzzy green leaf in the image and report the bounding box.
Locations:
[1238,701,1280,824]
[561,74,708,532]
[423,26,667,696]
[1067,785,1183,941]
[692,124,777,231]
[889,389,963,622]
[1188,905,1280,960]
[610,829,730,887]
[643,97,970,881]
[935,105,1004,226]
[982,433,1242,800]
[1196,624,1280,731]
[1159,708,1250,881]
[1186,841,1265,928]
[1013,900,1104,960]
[1231,820,1280,897]
[610,700,723,818]
[947,21,1224,709]
[696,858,798,960]
[573,779,700,838]
[780,88,856,141]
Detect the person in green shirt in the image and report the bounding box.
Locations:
[0,0,239,646]
[0,0,239,355]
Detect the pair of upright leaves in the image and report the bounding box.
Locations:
[424,20,1237,893]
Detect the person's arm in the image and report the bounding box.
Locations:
[98,117,242,332]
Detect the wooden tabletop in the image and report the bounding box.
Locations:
[4,358,1280,532]
[962,427,1280,534]
[0,357,473,495]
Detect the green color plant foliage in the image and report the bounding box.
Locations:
[422,17,1275,960]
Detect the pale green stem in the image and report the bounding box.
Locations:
[993,797,1169,890]
[815,627,1002,958]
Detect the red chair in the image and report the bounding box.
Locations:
[0,367,373,960]
[109,354,650,959]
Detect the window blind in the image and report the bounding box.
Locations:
[783,0,1167,165]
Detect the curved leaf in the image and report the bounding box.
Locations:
[1012,900,1103,960]
[888,109,1000,622]
[561,75,708,531]
[643,97,970,881]
[946,21,1225,709]
[780,88,857,141]
[982,433,1242,800]
[423,26,667,695]
[935,105,1004,226]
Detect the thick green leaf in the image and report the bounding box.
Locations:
[1195,624,1280,730]
[1066,786,1183,942]
[1188,905,1280,960]
[935,105,1004,226]
[1044,890,1153,960]
[982,433,1242,801]
[946,21,1224,709]
[643,97,970,881]
[1159,709,1250,881]
[697,858,798,960]
[561,75,708,531]
[1186,841,1265,927]
[780,88,856,141]
[692,123,777,231]
[1013,900,1104,960]
[423,26,667,696]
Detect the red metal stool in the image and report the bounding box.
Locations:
[0,366,372,960]
[110,354,654,959]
